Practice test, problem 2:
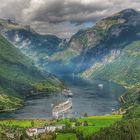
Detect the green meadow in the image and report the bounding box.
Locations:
[0,119,48,128]
[0,115,122,139]
[57,115,122,138]
[56,133,78,140]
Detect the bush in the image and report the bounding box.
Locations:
[83,121,88,126]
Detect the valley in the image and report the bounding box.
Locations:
[0,8,140,140]
[0,76,125,119]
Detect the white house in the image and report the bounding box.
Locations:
[26,127,46,137]
[26,124,65,137]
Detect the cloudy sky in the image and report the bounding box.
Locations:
[0,0,140,38]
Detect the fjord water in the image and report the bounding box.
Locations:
[0,76,125,119]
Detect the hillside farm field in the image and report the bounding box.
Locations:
[0,115,122,139]
[57,115,122,138]
[0,119,48,128]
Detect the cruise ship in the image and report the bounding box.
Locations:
[52,98,72,117]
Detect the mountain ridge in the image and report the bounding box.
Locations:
[46,8,140,75]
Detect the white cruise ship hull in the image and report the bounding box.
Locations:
[52,99,72,117]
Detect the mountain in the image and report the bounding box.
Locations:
[48,9,140,116]
[82,40,140,87]
[0,34,64,112]
[0,18,67,71]
[1,9,140,77]
[47,9,140,75]
[1,9,140,140]
[77,9,140,112]
[88,39,140,140]
[1,9,140,88]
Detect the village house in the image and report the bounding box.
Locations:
[26,124,65,137]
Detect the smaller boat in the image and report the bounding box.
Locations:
[98,84,103,89]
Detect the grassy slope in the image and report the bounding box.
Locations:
[0,125,31,140]
[75,116,121,137]
[82,41,140,140]
[91,106,140,140]
[57,115,121,139]
[0,35,64,111]
[0,120,48,128]
[0,114,138,140]
[90,41,140,88]
[122,84,140,109]
[0,115,121,140]
[56,133,78,140]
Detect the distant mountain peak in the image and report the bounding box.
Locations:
[120,8,138,15]
[115,8,139,19]
[0,17,18,25]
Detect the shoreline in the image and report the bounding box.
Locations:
[0,90,62,114]
[0,114,122,120]
[0,78,126,118]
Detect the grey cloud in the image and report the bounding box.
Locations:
[0,0,140,38]
[23,0,112,23]
[2,0,140,24]
[0,0,30,21]
[21,0,140,24]
[31,21,86,38]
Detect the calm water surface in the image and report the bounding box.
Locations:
[0,76,126,119]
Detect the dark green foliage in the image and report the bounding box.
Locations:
[90,94,140,140]
[0,34,64,111]
[91,119,140,140]
[84,113,88,117]
[122,84,140,109]
[76,131,85,140]
[0,125,32,140]
[31,121,34,127]
[69,118,77,123]
[83,121,88,126]
[58,128,76,134]
[75,122,81,126]
[123,105,140,120]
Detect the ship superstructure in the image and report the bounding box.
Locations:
[52,98,72,117]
